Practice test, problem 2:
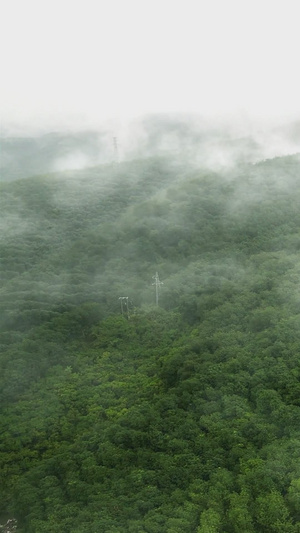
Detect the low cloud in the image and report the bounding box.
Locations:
[52,152,93,172]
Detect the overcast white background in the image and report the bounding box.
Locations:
[1,0,300,133]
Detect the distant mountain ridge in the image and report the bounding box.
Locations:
[2,116,299,182]
[0,131,109,182]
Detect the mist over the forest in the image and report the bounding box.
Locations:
[2,114,300,531]
[2,0,300,525]
[1,115,299,182]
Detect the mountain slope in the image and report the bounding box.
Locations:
[1,153,300,531]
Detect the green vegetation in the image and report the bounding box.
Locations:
[1,153,300,531]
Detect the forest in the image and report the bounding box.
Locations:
[1,140,300,531]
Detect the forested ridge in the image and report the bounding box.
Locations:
[1,153,300,531]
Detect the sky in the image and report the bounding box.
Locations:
[1,0,300,133]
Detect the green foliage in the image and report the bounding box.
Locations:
[1,154,300,530]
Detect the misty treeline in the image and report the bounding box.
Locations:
[1,143,300,531]
[2,115,300,182]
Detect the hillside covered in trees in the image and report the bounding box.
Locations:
[1,148,300,531]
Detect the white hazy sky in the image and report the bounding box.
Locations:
[1,0,300,132]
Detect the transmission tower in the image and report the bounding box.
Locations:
[119,296,130,318]
[152,272,163,306]
[113,137,119,164]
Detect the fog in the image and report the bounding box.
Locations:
[1,0,300,328]
[1,114,300,184]
[2,3,300,525]
[2,0,300,144]
[2,0,300,176]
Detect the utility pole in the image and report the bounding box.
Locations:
[113,137,119,164]
[119,296,129,318]
[152,272,163,306]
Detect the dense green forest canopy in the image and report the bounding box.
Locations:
[1,148,300,531]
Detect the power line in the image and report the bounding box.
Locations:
[152,272,163,306]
